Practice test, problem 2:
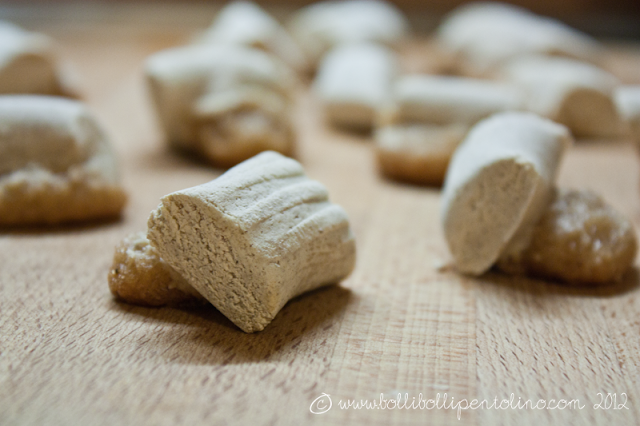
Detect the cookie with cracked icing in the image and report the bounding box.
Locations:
[147,151,356,332]
[145,44,296,168]
[109,232,207,307]
[0,21,78,97]
[0,95,126,226]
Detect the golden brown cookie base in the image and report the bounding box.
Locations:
[0,173,127,226]
[375,124,466,186]
[109,232,207,307]
[376,149,450,186]
[0,174,126,226]
[518,189,637,284]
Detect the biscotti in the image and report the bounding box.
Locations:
[143,151,356,332]
[145,44,297,168]
[0,95,126,225]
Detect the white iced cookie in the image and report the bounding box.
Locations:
[197,1,308,73]
[0,21,78,97]
[0,95,126,225]
[145,44,297,168]
[441,112,572,275]
[313,43,398,130]
[288,0,409,70]
[375,75,524,185]
[615,86,640,145]
[437,2,600,76]
[501,56,621,138]
[147,151,356,333]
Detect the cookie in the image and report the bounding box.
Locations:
[375,75,523,185]
[0,21,78,97]
[502,189,638,284]
[145,44,297,168]
[109,232,207,307]
[288,0,409,70]
[441,112,571,275]
[313,42,398,130]
[196,1,308,73]
[146,151,356,332]
[375,123,468,185]
[501,56,621,138]
[0,95,126,226]
[615,85,640,145]
[437,3,600,77]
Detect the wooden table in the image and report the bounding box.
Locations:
[1,5,640,426]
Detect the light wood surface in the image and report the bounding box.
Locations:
[2,6,640,426]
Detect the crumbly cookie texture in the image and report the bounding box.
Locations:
[313,43,398,130]
[0,95,126,226]
[375,75,524,185]
[0,21,78,97]
[441,112,571,275]
[147,151,356,333]
[196,1,308,73]
[501,56,621,138]
[499,189,638,284]
[145,44,296,168]
[109,232,207,307]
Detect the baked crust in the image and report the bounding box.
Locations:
[375,124,467,185]
[108,232,206,307]
[145,45,297,169]
[517,189,637,284]
[0,167,126,226]
[0,96,126,226]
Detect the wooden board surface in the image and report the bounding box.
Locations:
[2,7,640,426]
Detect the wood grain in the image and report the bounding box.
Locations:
[1,6,640,426]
